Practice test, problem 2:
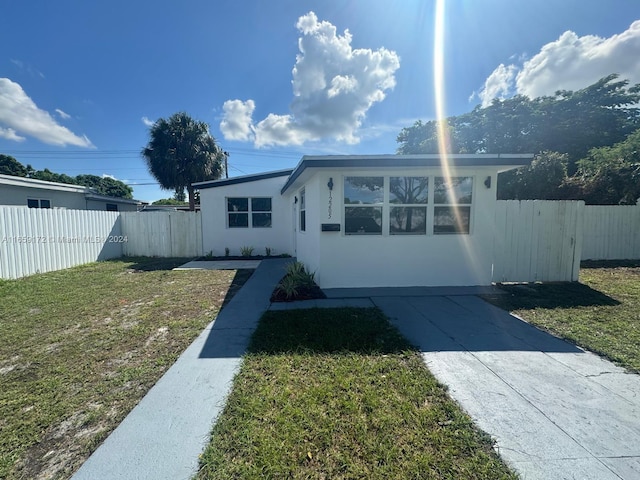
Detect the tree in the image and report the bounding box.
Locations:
[0,154,28,176]
[497,151,569,200]
[141,112,224,210]
[75,174,133,199]
[152,198,189,206]
[570,128,640,204]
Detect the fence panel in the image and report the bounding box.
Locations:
[121,211,202,258]
[493,201,583,283]
[582,205,640,260]
[0,207,122,279]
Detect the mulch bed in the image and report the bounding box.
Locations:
[270,283,327,303]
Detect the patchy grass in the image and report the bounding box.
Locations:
[483,262,640,373]
[0,258,251,480]
[197,308,516,480]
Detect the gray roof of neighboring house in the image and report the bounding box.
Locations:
[0,174,145,204]
[193,169,294,189]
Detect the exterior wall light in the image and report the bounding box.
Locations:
[484,176,491,189]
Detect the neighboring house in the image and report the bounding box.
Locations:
[0,174,144,212]
[195,154,532,288]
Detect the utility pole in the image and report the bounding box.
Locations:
[223,151,229,179]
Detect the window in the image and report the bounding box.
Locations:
[106,203,118,212]
[389,176,428,235]
[433,177,473,234]
[227,197,272,228]
[344,177,383,234]
[299,189,306,232]
[27,198,51,209]
[251,198,272,227]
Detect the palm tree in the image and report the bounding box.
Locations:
[142,112,224,210]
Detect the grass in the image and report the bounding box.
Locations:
[197,308,516,480]
[0,257,251,480]
[482,261,640,373]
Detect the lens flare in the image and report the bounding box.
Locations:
[433,0,483,284]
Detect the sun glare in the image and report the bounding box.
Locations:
[433,0,483,283]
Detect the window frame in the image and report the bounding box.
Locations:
[389,176,429,235]
[106,203,118,212]
[226,196,273,229]
[432,176,473,235]
[344,176,384,235]
[299,189,306,232]
[341,175,474,237]
[27,198,51,209]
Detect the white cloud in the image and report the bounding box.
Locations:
[141,116,154,127]
[477,20,640,106]
[220,99,255,141]
[477,64,517,107]
[0,78,94,147]
[220,11,400,147]
[55,108,71,120]
[0,127,26,142]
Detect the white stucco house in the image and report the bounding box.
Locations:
[0,174,145,211]
[195,154,532,288]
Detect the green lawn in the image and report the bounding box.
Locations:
[482,261,640,373]
[197,308,516,480]
[0,258,250,480]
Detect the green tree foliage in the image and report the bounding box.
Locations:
[497,152,569,200]
[570,128,640,204]
[0,154,28,176]
[142,112,224,211]
[151,198,189,206]
[396,74,640,203]
[75,174,133,199]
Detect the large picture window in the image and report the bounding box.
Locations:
[344,177,383,234]
[227,197,272,228]
[433,177,472,234]
[389,176,428,235]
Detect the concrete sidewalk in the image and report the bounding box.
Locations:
[72,258,292,480]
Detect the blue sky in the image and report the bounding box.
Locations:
[2,0,640,202]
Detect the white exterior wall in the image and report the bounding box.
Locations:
[293,176,322,276]
[295,167,501,288]
[199,176,293,256]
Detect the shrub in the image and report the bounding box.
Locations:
[240,246,254,257]
[265,247,272,257]
[224,247,230,257]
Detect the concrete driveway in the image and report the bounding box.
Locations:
[372,294,640,480]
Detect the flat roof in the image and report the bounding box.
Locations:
[280,154,534,194]
[0,174,144,203]
[193,169,294,189]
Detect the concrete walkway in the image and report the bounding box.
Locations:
[72,258,292,480]
[374,294,640,480]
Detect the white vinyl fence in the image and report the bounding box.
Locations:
[0,207,122,279]
[1,203,638,281]
[121,211,203,257]
[582,205,640,260]
[493,201,584,283]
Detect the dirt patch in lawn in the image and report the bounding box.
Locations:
[0,258,252,480]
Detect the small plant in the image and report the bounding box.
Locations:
[240,246,254,257]
[204,250,214,259]
[224,247,230,257]
[265,247,272,257]
[275,275,299,299]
